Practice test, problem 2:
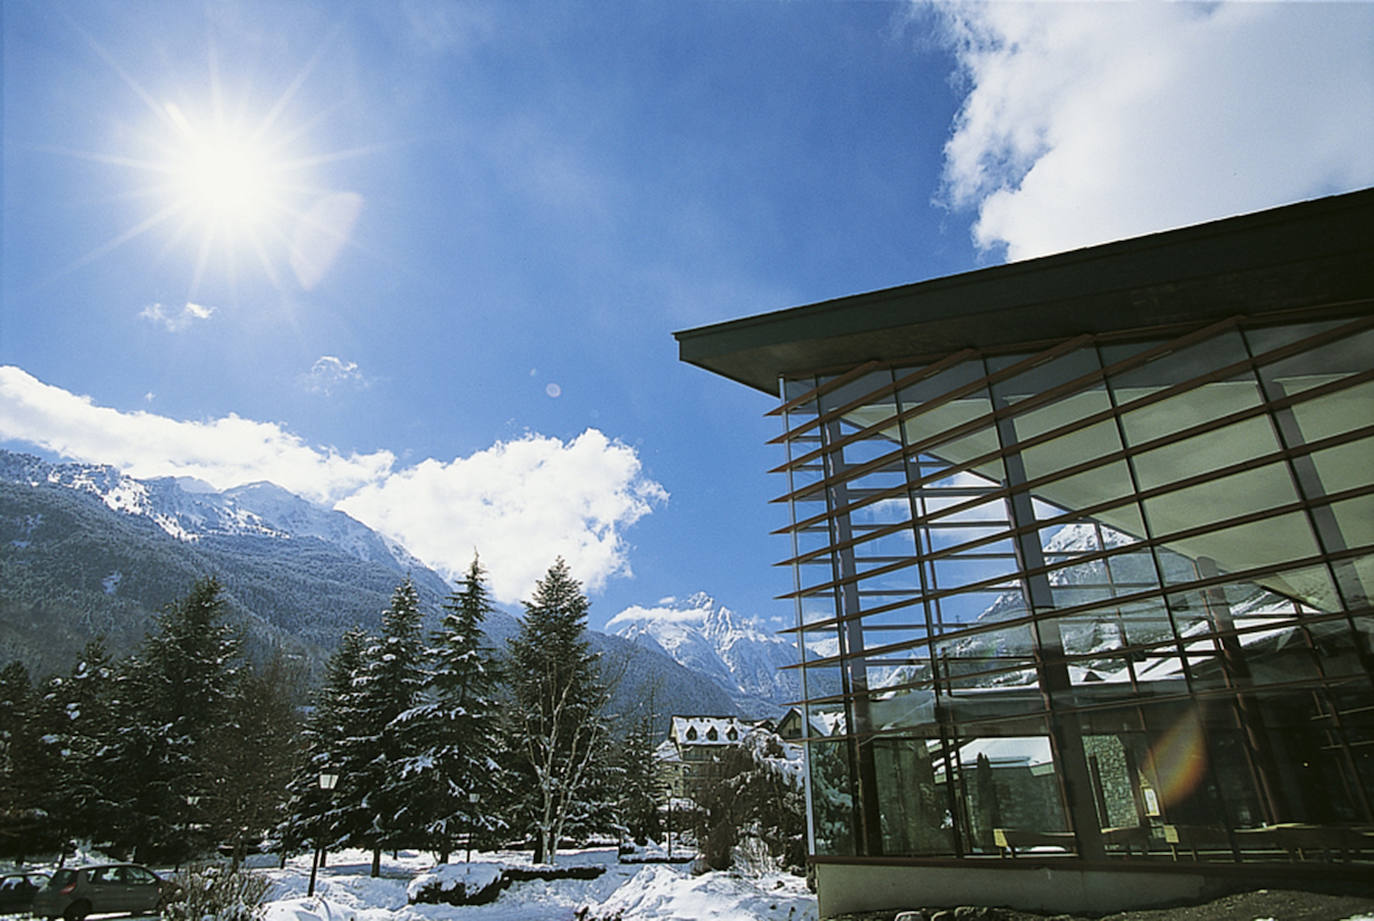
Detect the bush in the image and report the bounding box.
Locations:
[161,863,270,921]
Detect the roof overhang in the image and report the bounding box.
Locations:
[674,189,1374,396]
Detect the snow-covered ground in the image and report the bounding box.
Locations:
[2,845,814,921]
[251,846,816,921]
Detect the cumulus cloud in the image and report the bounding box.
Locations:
[605,601,710,630]
[139,301,215,331]
[338,429,668,604]
[930,2,1374,261]
[0,366,395,504]
[302,355,369,395]
[0,367,668,601]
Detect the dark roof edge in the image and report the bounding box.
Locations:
[674,188,1374,395]
[674,188,1373,344]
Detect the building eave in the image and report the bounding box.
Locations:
[674,188,1374,396]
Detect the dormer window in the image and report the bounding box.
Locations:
[686,727,697,741]
[707,727,718,741]
[727,728,738,741]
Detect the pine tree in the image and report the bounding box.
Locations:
[355,578,428,875]
[613,712,663,846]
[0,661,63,860]
[505,558,613,863]
[42,639,122,855]
[283,627,372,862]
[403,554,502,862]
[211,653,303,866]
[107,576,244,863]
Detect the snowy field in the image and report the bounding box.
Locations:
[258,846,815,921]
[4,846,817,921]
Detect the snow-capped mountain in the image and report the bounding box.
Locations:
[608,592,801,715]
[0,450,421,575]
[0,450,746,723]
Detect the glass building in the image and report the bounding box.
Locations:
[676,190,1373,915]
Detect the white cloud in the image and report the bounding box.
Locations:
[0,367,668,602]
[605,602,709,630]
[302,355,368,395]
[338,429,668,604]
[139,301,215,332]
[0,366,395,504]
[930,2,1374,262]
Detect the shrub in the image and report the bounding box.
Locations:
[161,863,270,921]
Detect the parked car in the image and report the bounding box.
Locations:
[32,864,171,921]
[0,872,51,914]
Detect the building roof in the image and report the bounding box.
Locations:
[674,189,1374,396]
[669,715,750,746]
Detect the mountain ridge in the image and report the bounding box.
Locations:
[0,449,740,724]
[608,591,800,715]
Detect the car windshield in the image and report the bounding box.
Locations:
[47,870,75,888]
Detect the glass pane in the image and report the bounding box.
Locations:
[1119,377,1264,448]
[1141,463,1299,536]
[1010,384,1114,444]
[1326,496,1374,551]
[872,736,957,855]
[1032,462,1140,527]
[1020,420,1124,482]
[989,347,1101,409]
[807,738,856,856]
[1307,438,1374,495]
[817,370,894,414]
[1131,416,1279,493]
[948,734,1071,855]
[1108,328,1251,406]
[1284,381,1374,444]
[1253,322,1374,396]
[1333,555,1374,608]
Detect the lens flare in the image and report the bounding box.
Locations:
[1145,710,1208,809]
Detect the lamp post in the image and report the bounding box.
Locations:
[308,771,339,897]
[666,780,674,860]
[466,792,481,864]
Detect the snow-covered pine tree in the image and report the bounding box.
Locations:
[505,558,613,864]
[282,626,372,863]
[211,652,303,866]
[108,576,244,863]
[0,661,63,860]
[402,554,502,862]
[355,577,429,876]
[613,710,663,846]
[40,639,122,855]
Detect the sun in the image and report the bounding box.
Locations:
[164,103,282,232]
[160,102,293,245]
[43,23,375,296]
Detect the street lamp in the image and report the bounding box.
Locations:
[665,780,674,860]
[308,771,340,897]
[466,792,481,864]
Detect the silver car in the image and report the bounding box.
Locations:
[32,864,171,921]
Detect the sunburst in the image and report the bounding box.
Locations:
[43,18,375,298]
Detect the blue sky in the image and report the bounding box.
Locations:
[3,1,1372,632]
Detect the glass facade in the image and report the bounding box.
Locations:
[775,312,1374,864]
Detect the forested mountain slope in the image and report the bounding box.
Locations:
[0,451,738,721]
